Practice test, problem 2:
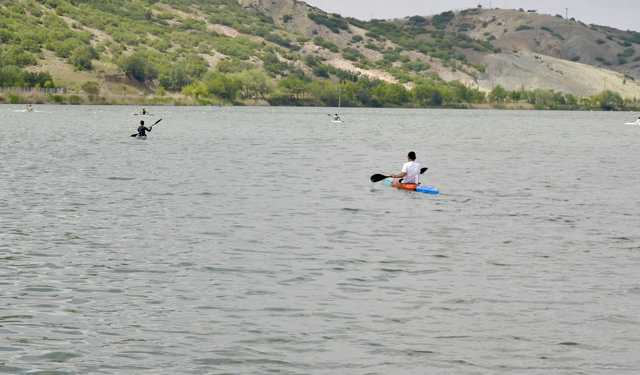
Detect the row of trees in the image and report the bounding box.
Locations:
[176,68,630,110]
[487,85,625,110]
[0,66,54,88]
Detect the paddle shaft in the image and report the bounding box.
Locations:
[370,167,427,183]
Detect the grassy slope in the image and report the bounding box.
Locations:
[2,0,639,98]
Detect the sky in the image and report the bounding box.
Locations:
[302,0,640,33]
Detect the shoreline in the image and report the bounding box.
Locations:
[1,91,638,111]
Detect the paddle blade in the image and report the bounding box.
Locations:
[370,174,390,183]
[152,118,162,126]
[130,133,138,137]
[420,167,428,174]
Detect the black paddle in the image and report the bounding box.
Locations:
[370,167,427,183]
[130,118,162,137]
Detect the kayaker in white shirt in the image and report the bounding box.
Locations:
[391,151,421,184]
[636,117,640,124]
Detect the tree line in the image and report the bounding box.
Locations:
[176,68,633,110]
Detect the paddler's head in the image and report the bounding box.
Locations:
[408,151,416,161]
[140,120,144,125]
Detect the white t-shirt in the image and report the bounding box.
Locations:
[402,161,421,184]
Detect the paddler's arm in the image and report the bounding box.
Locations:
[391,172,406,178]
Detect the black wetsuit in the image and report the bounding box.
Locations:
[137,126,152,137]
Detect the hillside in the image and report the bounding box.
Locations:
[433,8,640,96]
[0,0,639,107]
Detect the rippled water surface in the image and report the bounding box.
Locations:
[1,104,640,374]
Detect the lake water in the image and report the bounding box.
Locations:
[1,104,639,374]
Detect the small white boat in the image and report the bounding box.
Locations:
[332,120,343,123]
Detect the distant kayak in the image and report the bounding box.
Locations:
[134,114,154,116]
[625,122,640,125]
[381,178,439,195]
[332,120,343,123]
[134,135,147,139]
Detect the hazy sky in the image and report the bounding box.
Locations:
[302,0,640,33]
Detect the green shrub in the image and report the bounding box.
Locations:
[69,46,98,71]
[471,63,485,72]
[308,13,348,33]
[365,31,380,39]
[515,25,534,31]
[119,53,157,80]
[264,33,290,48]
[68,95,84,104]
[312,37,339,53]
[81,81,100,95]
[303,55,321,67]
[432,11,454,29]
[364,42,379,51]
[619,48,635,58]
[402,60,430,71]
[313,65,329,78]
[9,94,22,104]
[408,16,427,25]
[49,94,65,103]
[342,52,358,61]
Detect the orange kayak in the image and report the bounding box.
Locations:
[381,178,439,194]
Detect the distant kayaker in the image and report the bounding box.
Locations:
[636,117,640,124]
[141,108,148,115]
[333,113,341,121]
[391,151,421,184]
[137,120,152,137]
[26,105,32,112]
